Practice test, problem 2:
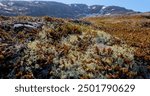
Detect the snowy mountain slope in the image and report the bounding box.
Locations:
[0,1,137,18]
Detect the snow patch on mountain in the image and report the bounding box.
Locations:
[0,2,7,7]
[105,13,111,15]
[8,2,14,6]
[4,7,13,11]
[92,6,96,9]
[102,6,107,9]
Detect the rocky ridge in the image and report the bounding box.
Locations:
[0,1,136,18]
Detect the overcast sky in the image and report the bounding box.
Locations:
[1,0,150,12]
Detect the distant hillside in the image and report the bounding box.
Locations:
[0,1,137,18]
